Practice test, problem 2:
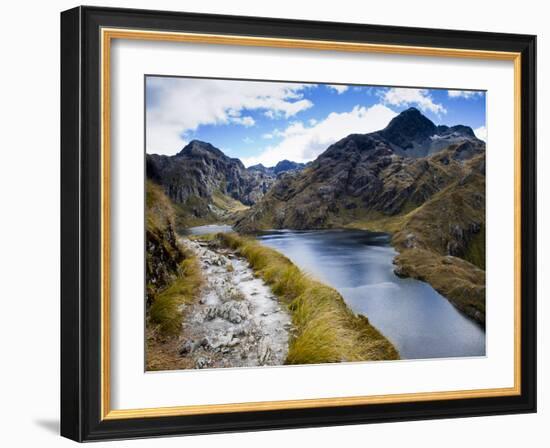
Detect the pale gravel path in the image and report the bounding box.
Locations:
[177,238,292,369]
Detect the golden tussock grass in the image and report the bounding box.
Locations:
[146,180,176,232]
[395,248,485,325]
[146,250,203,370]
[149,253,203,337]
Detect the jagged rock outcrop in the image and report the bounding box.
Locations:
[373,107,484,158]
[147,140,256,206]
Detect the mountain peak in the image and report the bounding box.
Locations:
[403,106,422,114]
[177,140,225,158]
[273,160,306,174]
[381,108,437,145]
[317,106,483,159]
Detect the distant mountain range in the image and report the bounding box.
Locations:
[249,160,307,176]
[147,107,486,324]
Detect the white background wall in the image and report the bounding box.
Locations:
[0,0,546,446]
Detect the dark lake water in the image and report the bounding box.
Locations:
[184,224,234,235]
[256,229,486,360]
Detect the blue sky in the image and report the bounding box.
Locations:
[146,76,486,167]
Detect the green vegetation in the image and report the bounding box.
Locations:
[217,233,399,364]
[145,180,204,370]
[464,224,486,270]
[149,253,203,336]
[170,189,249,230]
[212,190,249,213]
[146,180,176,232]
[146,252,203,371]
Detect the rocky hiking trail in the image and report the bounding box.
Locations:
[178,238,293,369]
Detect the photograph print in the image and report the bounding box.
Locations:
[145,76,487,371]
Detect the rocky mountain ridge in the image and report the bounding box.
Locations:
[236,108,485,231]
[147,140,306,225]
[372,107,484,158]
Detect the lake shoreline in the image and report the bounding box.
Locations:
[184,224,485,360]
[217,232,400,363]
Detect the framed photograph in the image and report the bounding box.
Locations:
[61,6,536,442]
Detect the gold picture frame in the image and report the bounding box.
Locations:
[61,6,536,441]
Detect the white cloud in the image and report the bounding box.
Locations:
[231,116,255,127]
[241,104,397,167]
[308,118,317,126]
[262,99,313,119]
[276,121,307,137]
[146,123,188,158]
[146,78,313,155]
[262,133,274,139]
[327,84,349,94]
[474,126,487,141]
[448,90,483,99]
[380,88,446,115]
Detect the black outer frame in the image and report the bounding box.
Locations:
[60,5,537,442]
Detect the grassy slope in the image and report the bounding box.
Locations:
[149,254,202,337]
[146,254,203,371]
[235,148,465,233]
[172,189,250,231]
[395,179,485,324]
[463,224,486,270]
[146,180,203,370]
[217,233,399,364]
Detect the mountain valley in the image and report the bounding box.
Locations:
[147,107,487,330]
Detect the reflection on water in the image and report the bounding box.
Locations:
[183,224,234,235]
[257,229,485,360]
